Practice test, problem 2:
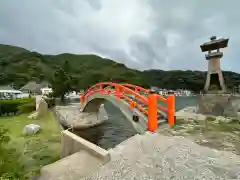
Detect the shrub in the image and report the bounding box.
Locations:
[0,98,35,116]
[0,98,56,116]
[17,101,36,114]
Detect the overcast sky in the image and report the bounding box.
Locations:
[0,0,239,72]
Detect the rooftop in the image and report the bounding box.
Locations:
[0,85,16,91]
[20,81,50,92]
[200,36,229,52]
[205,51,223,60]
[0,89,22,93]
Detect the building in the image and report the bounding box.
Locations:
[20,81,50,95]
[0,85,23,100]
[41,87,53,96]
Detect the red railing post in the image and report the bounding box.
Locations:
[134,88,139,99]
[130,100,135,109]
[80,95,84,104]
[87,88,91,95]
[147,90,158,132]
[135,88,139,93]
[115,85,121,99]
[99,85,103,93]
[167,91,175,125]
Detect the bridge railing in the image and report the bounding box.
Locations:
[80,82,175,132]
[81,82,149,115]
[120,83,168,112]
[120,83,175,130]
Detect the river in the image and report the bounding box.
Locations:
[70,96,197,150]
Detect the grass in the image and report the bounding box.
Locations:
[0,112,61,179]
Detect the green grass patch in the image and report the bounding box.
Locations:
[175,118,187,125]
[208,122,240,132]
[0,112,61,179]
[206,116,216,121]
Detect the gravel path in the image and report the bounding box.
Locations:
[82,133,240,180]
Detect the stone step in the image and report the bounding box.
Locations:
[37,150,104,180]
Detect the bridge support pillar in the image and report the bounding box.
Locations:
[147,91,158,132]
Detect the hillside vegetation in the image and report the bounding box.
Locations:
[0,44,240,94]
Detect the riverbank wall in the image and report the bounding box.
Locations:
[61,130,110,162]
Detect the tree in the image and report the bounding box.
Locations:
[62,60,70,73]
[50,68,71,102]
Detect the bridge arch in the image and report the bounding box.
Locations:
[80,82,175,133]
[81,93,148,134]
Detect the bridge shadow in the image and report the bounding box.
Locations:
[70,101,138,150]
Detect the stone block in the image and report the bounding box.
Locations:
[23,124,41,135]
[196,94,240,118]
[28,96,48,119]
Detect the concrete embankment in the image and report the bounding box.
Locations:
[37,131,240,180]
[53,103,108,129]
[37,130,110,180]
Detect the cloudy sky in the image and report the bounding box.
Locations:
[0,0,239,72]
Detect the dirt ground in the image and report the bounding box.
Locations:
[158,118,240,155]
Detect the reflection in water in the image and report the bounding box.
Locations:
[71,101,137,150]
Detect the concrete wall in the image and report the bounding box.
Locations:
[61,130,110,163]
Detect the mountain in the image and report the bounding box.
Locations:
[143,69,240,92]
[0,44,28,57]
[0,44,146,90]
[0,44,240,92]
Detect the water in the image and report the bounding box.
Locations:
[71,96,197,150]
[72,103,137,150]
[175,96,196,111]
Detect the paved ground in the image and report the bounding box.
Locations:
[81,133,240,180]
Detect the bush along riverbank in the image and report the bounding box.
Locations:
[0,98,56,117]
[0,98,35,116]
[0,110,61,179]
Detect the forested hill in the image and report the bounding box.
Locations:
[143,70,240,92]
[0,44,240,92]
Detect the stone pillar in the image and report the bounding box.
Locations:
[204,55,226,93]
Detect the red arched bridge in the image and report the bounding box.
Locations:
[80,82,175,133]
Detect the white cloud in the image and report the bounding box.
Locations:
[0,0,240,72]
